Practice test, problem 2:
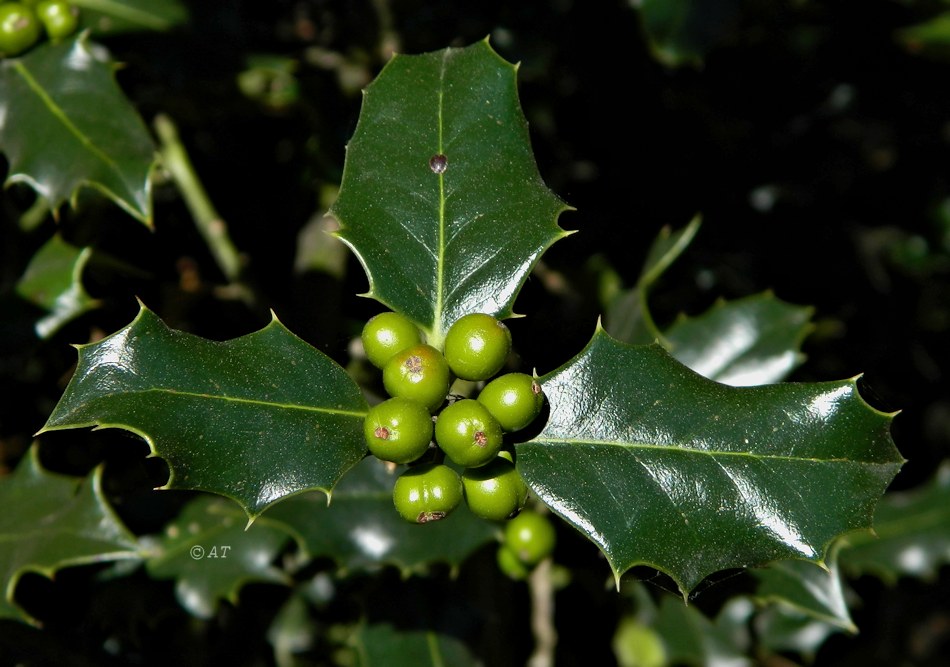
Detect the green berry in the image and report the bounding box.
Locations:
[504,510,556,567]
[35,0,78,41]
[361,311,423,369]
[363,397,433,464]
[434,399,503,468]
[0,3,41,57]
[496,544,530,581]
[443,313,511,381]
[392,463,462,524]
[477,372,544,432]
[462,456,529,521]
[382,344,450,412]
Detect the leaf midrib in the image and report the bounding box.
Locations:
[13,59,120,176]
[105,387,368,417]
[533,437,883,464]
[431,50,449,346]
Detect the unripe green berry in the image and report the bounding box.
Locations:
[363,397,433,464]
[434,399,503,468]
[443,313,511,381]
[361,311,423,369]
[382,344,450,412]
[35,0,78,41]
[504,510,556,567]
[477,372,544,432]
[462,456,529,521]
[392,463,463,524]
[0,3,41,57]
[496,544,530,581]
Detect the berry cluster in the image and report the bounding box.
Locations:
[0,1,79,58]
[361,311,545,524]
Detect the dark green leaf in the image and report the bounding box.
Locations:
[839,460,950,584]
[0,35,155,224]
[753,605,842,659]
[144,495,299,619]
[351,622,480,667]
[664,293,815,386]
[14,233,100,339]
[265,456,498,574]
[38,303,369,519]
[751,544,856,633]
[0,445,141,625]
[518,326,903,594]
[603,215,701,346]
[653,595,754,666]
[330,38,572,346]
[75,0,189,35]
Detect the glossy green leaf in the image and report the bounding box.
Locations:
[603,218,814,385]
[14,233,100,339]
[603,215,701,346]
[144,495,300,619]
[635,0,741,68]
[330,38,573,346]
[752,604,842,659]
[0,35,155,224]
[351,622,480,667]
[74,0,189,35]
[839,460,950,584]
[265,456,498,574]
[38,303,369,519]
[518,326,903,594]
[653,595,754,666]
[664,293,815,386]
[751,543,856,633]
[0,445,141,625]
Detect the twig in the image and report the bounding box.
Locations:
[527,556,557,667]
[153,113,250,298]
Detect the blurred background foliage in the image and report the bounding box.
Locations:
[2,0,949,665]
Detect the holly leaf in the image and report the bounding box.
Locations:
[0,445,141,625]
[664,292,815,386]
[144,495,301,619]
[330,37,572,345]
[752,604,843,660]
[751,543,856,634]
[14,233,100,339]
[839,460,950,584]
[265,456,498,574]
[37,303,369,520]
[518,326,903,595]
[0,35,155,225]
[653,595,754,667]
[349,622,481,667]
[603,215,701,346]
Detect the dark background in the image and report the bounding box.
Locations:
[2,1,949,665]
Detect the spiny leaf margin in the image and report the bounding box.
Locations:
[37,302,369,521]
[330,37,573,346]
[518,323,903,596]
